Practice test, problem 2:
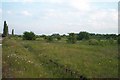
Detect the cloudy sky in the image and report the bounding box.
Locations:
[0,0,118,35]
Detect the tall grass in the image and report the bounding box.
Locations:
[2,38,118,78]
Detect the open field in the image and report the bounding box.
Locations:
[0,44,2,79]
[0,39,2,44]
[2,37,118,78]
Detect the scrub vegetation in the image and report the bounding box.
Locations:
[2,21,119,78]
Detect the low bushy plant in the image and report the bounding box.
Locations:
[118,35,120,44]
[88,39,99,45]
[67,33,77,44]
[23,31,36,40]
[46,36,53,42]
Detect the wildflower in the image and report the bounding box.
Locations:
[15,59,17,62]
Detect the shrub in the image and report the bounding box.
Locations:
[56,36,61,40]
[118,36,120,44]
[46,36,53,42]
[77,31,90,40]
[108,38,114,44]
[51,34,61,40]
[88,39,99,45]
[23,31,36,40]
[40,35,47,39]
[67,33,77,44]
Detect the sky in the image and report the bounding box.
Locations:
[0,0,119,35]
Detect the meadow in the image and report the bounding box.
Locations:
[0,43,2,79]
[2,37,118,78]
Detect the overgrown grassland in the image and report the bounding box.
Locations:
[2,38,118,78]
[0,44,2,79]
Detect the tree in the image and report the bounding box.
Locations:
[67,33,77,44]
[12,29,14,35]
[23,31,36,40]
[2,21,8,37]
[41,34,47,40]
[61,34,66,37]
[52,34,61,40]
[57,36,61,40]
[46,36,53,42]
[77,31,89,40]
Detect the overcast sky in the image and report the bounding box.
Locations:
[0,0,118,35]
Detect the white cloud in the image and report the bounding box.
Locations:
[110,9,118,21]
[46,0,64,4]
[23,0,33,2]
[87,9,118,33]
[90,0,119,2]
[69,0,91,11]
[2,0,118,34]
[43,9,64,19]
[2,0,119,2]
[22,0,34,3]
[47,12,63,18]
[0,8,2,13]
[43,8,85,20]
[39,0,64,4]
[21,11,32,16]
[90,9,118,22]
[7,10,12,14]
[0,8,2,21]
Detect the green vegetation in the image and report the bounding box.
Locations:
[118,34,120,44]
[2,36,118,78]
[88,39,99,45]
[51,34,61,40]
[12,29,14,36]
[77,32,89,40]
[2,21,9,37]
[23,31,36,40]
[46,36,54,42]
[2,21,118,78]
[67,33,77,44]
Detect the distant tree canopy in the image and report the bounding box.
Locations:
[67,33,77,44]
[46,36,53,42]
[51,34,61,40]
[40,34,47,39]
[2,21,9,37]
[89,33,118,40]
[61,34,66,37]
[77,32,90,40]
[23,31,36,40]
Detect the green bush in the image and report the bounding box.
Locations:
[46,36,53,42]
[77,31,90,40]
[56,36,61,40]
[67,33,77,44]
[23,31,36,40]
[108,38,114,44]
[51,34,61,41]
[88,39,99,45]
[118,35,120,44]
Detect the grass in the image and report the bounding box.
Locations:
[2,37,118,78]
[0,39,2,44]
[0,43,2,79]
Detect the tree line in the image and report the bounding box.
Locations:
[2,21,120,44]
